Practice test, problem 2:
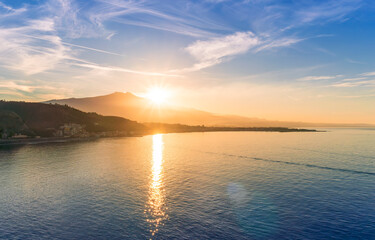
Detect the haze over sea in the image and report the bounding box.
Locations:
[0,129,374,240]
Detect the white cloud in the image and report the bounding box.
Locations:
[342,77,367,82]
[73,62,180,77]
[0,2,174,76]
[298,75,343,81]
[0,2,26,17]
[177,32,304,72]
[331,80,375,88]
[255,37,302,52]
[0,78,71,101]
[295,0,361,24]
[183,32,260,71]
[0,18,70,75]
[360,71,375,77]
[46,0,110,39]
[0,0,366,77]
[89,0,229,38]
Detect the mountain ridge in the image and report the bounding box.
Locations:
[45,92,375,128]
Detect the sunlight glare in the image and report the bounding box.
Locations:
[146,87,170,104]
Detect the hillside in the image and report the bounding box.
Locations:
[0,101,147,137]
[0,110,34,136]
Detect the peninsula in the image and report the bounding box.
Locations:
[0,101,317,145]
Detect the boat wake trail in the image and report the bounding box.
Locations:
[171,145,375,176]
[283,147,375,160]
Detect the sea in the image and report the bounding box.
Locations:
[0,128,374,239]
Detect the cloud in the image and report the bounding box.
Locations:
[0,2,26,17]
[360,71,375,77]
[298,75,343,81]
[0,1,175,76]
[0,18,70,75]
[342,77,367,81]
[0,78,71,101]
[339,94,375,98]
[255,37,302,52]
[0,81,36,93]
[295,0,361,24]
[184,32,260,70]
[0,0,367,77]
[88,0,230,38]
[45,0,111,39]
[177,32,303,72]
[22,34,124,57]
[73,62,180,77]
[331,80,375,88]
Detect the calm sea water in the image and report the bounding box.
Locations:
[0,129,374,239]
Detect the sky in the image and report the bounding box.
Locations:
[0,0,375,124]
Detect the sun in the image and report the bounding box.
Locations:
[146,87,170,104]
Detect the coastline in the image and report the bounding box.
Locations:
[0,136,101,146]
[0,127,320,146]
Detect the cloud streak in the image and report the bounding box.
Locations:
[298,75,343,81]
[0,18,70,75]
[332,80,375,88]
[0,1,175,77]
[360,71,375,77]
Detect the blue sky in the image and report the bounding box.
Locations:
[0,0,374,123]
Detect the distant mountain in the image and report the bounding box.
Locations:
[0,101,147,137]
[45,92,375,127]
[45,92,273,127]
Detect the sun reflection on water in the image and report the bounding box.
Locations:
[145,134,168,239]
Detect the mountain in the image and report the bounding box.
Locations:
[45,92,374,127]
[44,92,284,127]
[0,101,147,137]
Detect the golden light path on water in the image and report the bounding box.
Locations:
[145,134,168,239]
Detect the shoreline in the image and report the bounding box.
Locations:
[0,136,101,146]
[0,128,320,146]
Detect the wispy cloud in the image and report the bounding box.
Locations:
[163,0,361,72]
[0,0,368,78]
[360,71,375,76]
[21,33,124,57]
[339,94,375,98]
[0,78,71,100]
[298,75,343,81]
[255,37,302,52]
[342,77,367,81]
[295,0,361,24]
[0,1,176,77]
[88,0,231,38]
[0,1,26,17]
[179,32,303,72]
[183,32,260,71]
[73,62,180,77]
[45,0,111,39]
[332,80,375,88]
[0,18,70,75]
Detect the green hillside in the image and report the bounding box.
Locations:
[0,101,148,137]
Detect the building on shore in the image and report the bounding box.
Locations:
[11,134,28,139]
[55,123,87,137]
[1,132,7,139]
